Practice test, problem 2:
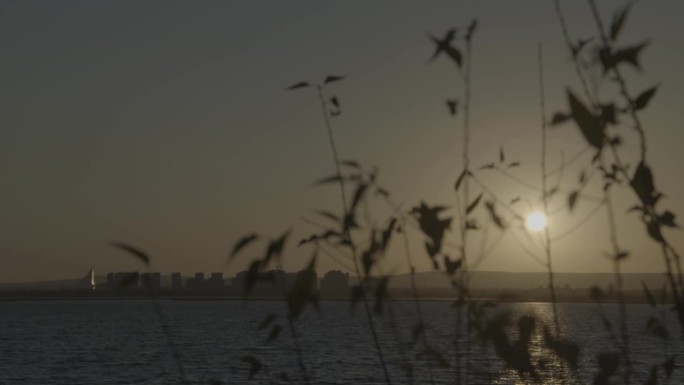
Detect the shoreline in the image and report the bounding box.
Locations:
[0,295,660,305]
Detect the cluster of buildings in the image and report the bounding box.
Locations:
[104,269,350,298]
[106,272,161,292]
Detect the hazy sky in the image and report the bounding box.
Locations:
[1,1,683,282]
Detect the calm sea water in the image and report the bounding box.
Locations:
[0,300,681,384]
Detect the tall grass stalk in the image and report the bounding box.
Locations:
[603,187,633,384]
[314,84,392,384]
[286,314,310,384]
[460,24,474,384]
[382,195,435,384]
[537,43,561,339]
[585,0,684,334]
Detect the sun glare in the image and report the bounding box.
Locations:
[526,212,547,232]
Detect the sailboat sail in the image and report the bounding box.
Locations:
[74,268,96,290]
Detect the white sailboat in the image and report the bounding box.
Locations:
[73,268,96,290]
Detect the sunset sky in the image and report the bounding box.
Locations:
[1,0,683,282]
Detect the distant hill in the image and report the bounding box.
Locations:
[387,271,669,291]
[0,270,669,293]
[0,270,99,291]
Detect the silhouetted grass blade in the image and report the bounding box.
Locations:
[444,255,462,275]
[313,174,343,186]
[314,210,340,224]
[375,187,390,198]
[646,317,669,340]
[380,218,397,253]
[595,352,620,384]
[240,356,262,380]
[484,201,505,229]
[350,183,368,213]
[646,365,658,385]
[425,347,450,368]
[642,282,657,308]
[466,19,478,42]
[454,168,467,192]
[350,285,364,310]
[568,191,579,212]
[373,276,390,314]
[663,357,675,377]
[287,253,318,319]
[446,99,458,116]
[610,3,632,41]
[550,112,570,126]
[267,325,282,342]
[257,313,277,331]
[590,286,605,301]
[228,233,259,262]
[634,85,658,110]
[285,81,310,90]
[117,272,140,290]
[264,230,291,266]
[600,103,617,125]
[543,326,580,368]
[110,242,150,266]
[614,251,629,261]
[466,193,483,215]
[339,160,360,169]
[245,261,272,294]
[323,75,345,84]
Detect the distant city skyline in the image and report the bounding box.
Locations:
[0,268,672,294]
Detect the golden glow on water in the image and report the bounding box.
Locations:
[526,212,547,232]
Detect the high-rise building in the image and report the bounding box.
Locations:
[140,272,161,292]
[320,270,349,298]
[113,272,139,292]
[106,272,116,291]
[208,272,225,291]
[186,272,206,292]
[171,272,183,292]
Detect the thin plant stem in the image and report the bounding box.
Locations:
[386,302,415,385]
[538,43,561,338]
[452,27,475,384]
[315,85,392,384]
[316,85,349,212]
[553,0,597,108]
[586,0,646,162]
[286,314,311,385]
[462,30,475,384]
[549,200,605,242]
[149,291,190,384]
[273,268,311,385]
[545,146,591,177]
[382,195,435,384]
[667,245,684,296]
[603,187,632,385]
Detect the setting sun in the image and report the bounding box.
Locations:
[526,212,548,232]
